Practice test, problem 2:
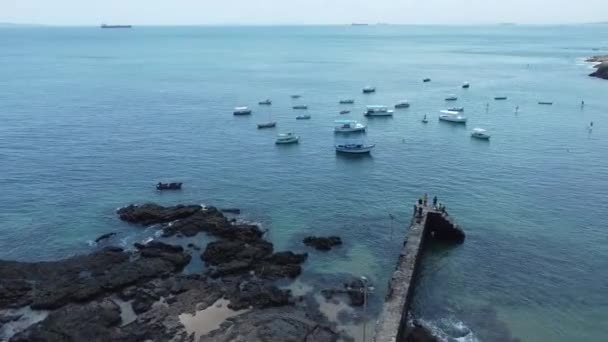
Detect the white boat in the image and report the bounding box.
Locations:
[471,128,491,139]
[462,82,470,89]
[296,114,311,120]
[334,120,366,133]
[364,105,393,117]
[394,100,410,109]
[445,95,458,101]
[276,133,299,144]
[233,106,252,115]
[293,105,308,110]
[258,99,272,105]
[340,99,355,104]
[439,110,467,123]
[362,86,376,93]
[335,143,375,154]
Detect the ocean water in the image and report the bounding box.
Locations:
[1,25,607,341]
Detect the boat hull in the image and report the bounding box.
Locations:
[276,138,299,144]
[471,133,490,140]
[335,145,375,153]
[439,116,467,123]
[257,122,276,129]
[334,127,366,133]
[395,104,410,108]
[234,111,252,115]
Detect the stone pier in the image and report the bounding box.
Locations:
[373,203,465,342]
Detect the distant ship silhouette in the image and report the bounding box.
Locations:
[101,24,132,29]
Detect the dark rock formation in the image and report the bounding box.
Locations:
[586,55,608,63]
[303,236,342,251]
[226,278,291,310]
[0,242,190,311]
[426,212,465,243]
[199,308,339,342]
[220,208,241,214]
[117,203,202,225]
[590,61,608,80]
[404,322,438,342]
[321,278,370,307]
[11,300,123,342]
[94,232,116,243]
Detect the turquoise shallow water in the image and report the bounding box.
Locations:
[1,25,607,341]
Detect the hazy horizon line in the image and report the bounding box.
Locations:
[2,21,608,28]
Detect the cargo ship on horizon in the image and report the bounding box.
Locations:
[101,24,132,29]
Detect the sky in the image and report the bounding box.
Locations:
[1,0,607,25]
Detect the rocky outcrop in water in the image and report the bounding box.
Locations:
[303,236,342,251]
[117,203,202,225]
[590,61,608,80]
[586,55,608,63]
[426,212,465,243]
[2,203,343,341]
[404,322,438,342]
[0,242,190,311]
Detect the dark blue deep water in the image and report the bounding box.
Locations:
[1,25,607,341]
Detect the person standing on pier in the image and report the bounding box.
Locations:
[423,193,428,206]
[433,196,438,208]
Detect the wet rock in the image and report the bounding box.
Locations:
[202,239,273,266]
[199,307,340,342]
[405,321,438,342]
[94,232,116,243]
[267,251,308,265]
[590,61,608,80]
[0,243,190,311]
[586,55,608,63]
[117,203,201,225]
[227,279,291,310]
[11,300,122,342]
[321,278,371,307]
[303,236,342,251]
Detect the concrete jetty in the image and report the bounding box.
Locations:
[373,202,465,342]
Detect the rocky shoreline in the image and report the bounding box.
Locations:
[0,203,438,341]
[586,55,608,80]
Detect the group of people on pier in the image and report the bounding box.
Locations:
[414,193,447,218]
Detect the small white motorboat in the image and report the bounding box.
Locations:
[233,106,252,115]
[276,133,299,144]
[395,100,410,109]
[296,114,311,120]
[258,99,272,105]
[445,95,458,101]
[462,82,470,89]
[339,99,355,104]
[448,107,464,112]
[439,110,467,123]
[471,128,491,140]
[335,143,375,154]
[364,105,393,117]
[334,120,366,133]
[293,105,308,110]
[362,86,376,93]
[257,122,276,129]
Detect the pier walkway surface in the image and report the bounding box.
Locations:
[373,203,465,342]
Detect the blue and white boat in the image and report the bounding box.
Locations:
[335,143,375,154]
[276,133,299,144]
[233,106,252,115]
[364,105,393,117]
[296,114,311,120]
[439,110,467,123]
[334,120,366,133]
